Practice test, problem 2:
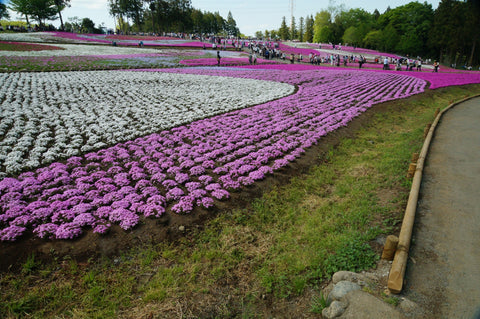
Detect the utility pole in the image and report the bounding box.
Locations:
[290,0,295,25]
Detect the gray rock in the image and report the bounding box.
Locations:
[338,290,405,319]
[322,300,348,319]
[399,297,418,313]
[328,281,361,304]
[332,271,366,284]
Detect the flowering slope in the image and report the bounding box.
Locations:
[179,57,277,66]
[0,67,426,241]
[0,71,294,175]
[0,43,162,57]
[0,41,64,52]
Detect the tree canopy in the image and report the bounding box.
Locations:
[264,1,479,66]
[0,0,9,20]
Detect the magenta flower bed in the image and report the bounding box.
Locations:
[106,35,179,41]
[48,32,209,48]
[0,41,64,51]
[401,71,480,89]
[179,57,277,66]
[304,43,401,59]
[49,32,112,44]
[277,43,321,57]
[0,66,427,241]
[234,63,480,90]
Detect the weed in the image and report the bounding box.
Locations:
[21,254,38,275]
[382,294,400,307]
[310,292,328,313]
[324,240,379,276]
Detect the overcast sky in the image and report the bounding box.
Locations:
[6,0,441,36]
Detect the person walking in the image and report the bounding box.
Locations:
[383,57,389,70]
[217,51,221,66]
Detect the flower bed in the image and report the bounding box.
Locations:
[0,43,162,57]
[179,57,278,66]
[0,54,180,71]
[233,63,480,90]
[106,35,179,41]
[0,66,427,241]
[0,71,293,176]
[0,41,64,52]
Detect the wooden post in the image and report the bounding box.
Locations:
[382,235,399,260]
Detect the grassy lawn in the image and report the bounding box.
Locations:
[1,84,479,318]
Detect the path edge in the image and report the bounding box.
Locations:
[387,93,480,294]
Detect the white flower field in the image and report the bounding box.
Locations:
[0,71,294,176]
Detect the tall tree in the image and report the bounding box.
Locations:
[290,16,297,40]
[279,16,290,40]
[29,0,57,29]
[379,2,434,56]
[334,8,374,46]
[0,0,9,19]
[466,0,480,65]
[9,0,33,25]
[226,11,239,36]
[304,15,314,42]
[298,16,304,42]
[81,17,97,33]
[313,10,333,43]
[53,0,70,30]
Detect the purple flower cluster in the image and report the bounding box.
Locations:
[0,66,427,241]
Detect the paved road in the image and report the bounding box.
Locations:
[404,97,480,318]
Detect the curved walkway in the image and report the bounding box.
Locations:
[404,97,480,318]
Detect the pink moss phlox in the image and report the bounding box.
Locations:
[0,65,436,241]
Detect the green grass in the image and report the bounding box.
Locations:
[1,84,480,318]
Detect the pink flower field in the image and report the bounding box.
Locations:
[0,65,430,241]
[2,34,480,242]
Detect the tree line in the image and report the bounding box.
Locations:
[108,0,239,36]
[257,0,479,67]
[3,0,239,36]
[3,0,478,66]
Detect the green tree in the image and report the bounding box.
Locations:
[0,0,9,19]
[226,11,239,36]
[81,17,97,33]
[334,8,374,47]
[342,26,361,46]
[29,0,57,29]
[255,30,263,39]
[53,0,70,30]
[8,0,33,25]
[298,16,305,42]
[381,23,399,53]
[363,30,382,49]
[65,15,81,32]
[465,0,479,66]
[279,16,290,40]
[304,15,314,42]
[313,10,333,43]
[270,29,278,40]
[378,1,434,56]
[290,16,297,40]
[190,8,203,34]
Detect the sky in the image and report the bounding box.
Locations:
[6,0,441,36]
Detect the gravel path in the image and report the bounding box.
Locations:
[404,97,480,318]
